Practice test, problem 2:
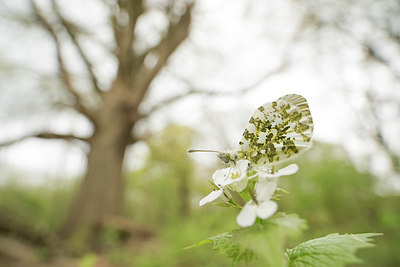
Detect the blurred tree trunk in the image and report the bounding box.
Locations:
[2,0,295,248]
[21,0,195,246]
[61,85,135,241]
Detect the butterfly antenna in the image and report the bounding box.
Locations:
[187,149,222,154]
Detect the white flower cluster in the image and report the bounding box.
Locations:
[200,160,298,227]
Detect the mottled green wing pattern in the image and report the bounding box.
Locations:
[237,94,313,165]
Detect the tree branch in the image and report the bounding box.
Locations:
[329,18,400,81]
[364,42,400,81]
[132,3,194,105]
[51,0,103,95]
[112,0,144,82]
[0,132,89,147]
[127,132,149,145]
[138,60,287,119]
[138,10,308,119]
[30,0,97,123]
[364,90,400,173]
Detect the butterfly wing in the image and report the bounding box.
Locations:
[237,94,314,165]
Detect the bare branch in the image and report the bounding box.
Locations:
[112,0,144,79]
[127,132,149,145]
[133,3,194,104]
[364,42,400,81]
[138,10,308,119]
[0,132,89,147]
[144,88,206,116]
[328,17,400,81]
[51,0,103,95]
[30,0,97,123]
[364,90,400,173]
[138,61,287,119]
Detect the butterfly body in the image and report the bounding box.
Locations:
[217,150,239,165]
[188,94,314,167]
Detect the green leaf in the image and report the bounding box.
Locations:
[269,212,307,234]
[238,213,307,266]
[207,202,239,209]
[285,233,382,267]
[184,230,254,264]
[210,231,255,265]
[183,238,213,250]
[184,213,307,265]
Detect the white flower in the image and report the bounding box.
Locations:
[236,176,279,227]
[254,178,278,201]
[199,160,250,206]
[213,159,249,192]
[256,164,299,179]
[236,199,278,227]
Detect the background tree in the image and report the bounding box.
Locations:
[1,0,195,244]
[297,0,400,191]
[0,0,300,246]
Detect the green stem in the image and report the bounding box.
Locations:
[238,190,251,202]
[256,217,264,225]
[226,198,242,209]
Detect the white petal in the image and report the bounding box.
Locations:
[236,201,257,227]
[223,161,249,191]
[199,190,223,206]
[256,201,278,219]
[277,164,299,176]
[255,179,277,201]
[236,160,249,173]
[247,172,259,180]
[257,170,278,179]
[212,168,230,186]
[228,177,248,192]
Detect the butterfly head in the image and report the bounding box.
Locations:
[217,150,240,165]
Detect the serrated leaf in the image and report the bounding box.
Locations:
[209,231,255,265]
[185,213,307,266]
[183,232,234,251]
[285,233,382,267]
[236,213,307,266]
[269,212,308,233]
[184,230,254,265]
[183,238,213,250]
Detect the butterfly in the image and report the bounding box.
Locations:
[188,94,314,167]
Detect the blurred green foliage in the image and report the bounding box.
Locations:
[0,126,399,266]
[279,143,400,267]
[0,177,75,235]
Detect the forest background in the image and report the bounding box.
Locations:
[0,0,399,266]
